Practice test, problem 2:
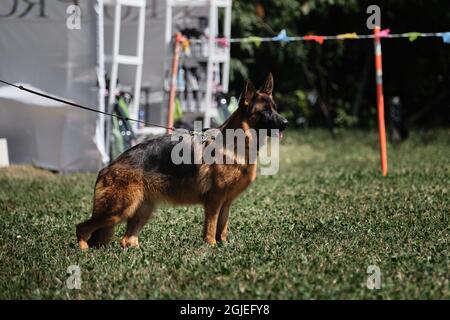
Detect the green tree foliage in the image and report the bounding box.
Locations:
[229,0,450,128]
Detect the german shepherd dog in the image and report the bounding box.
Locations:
[76,74,287,250]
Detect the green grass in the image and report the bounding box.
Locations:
[0,129,449,299]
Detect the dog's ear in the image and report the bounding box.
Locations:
[259,73,274,96]
[240,80,256,107]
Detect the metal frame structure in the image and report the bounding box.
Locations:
[103,0,147,154]
[95,0,108,163]
[97,0,232,160]
[165,0,232,128]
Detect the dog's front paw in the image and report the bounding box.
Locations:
[216,232,228,243]
[121,236,140,249]
[204,236,217,246]
[78,240,89,251]
[216,237,227,244]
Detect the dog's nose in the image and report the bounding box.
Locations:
[280,118,289,130]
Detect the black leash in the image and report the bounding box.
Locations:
[0,79,178,133]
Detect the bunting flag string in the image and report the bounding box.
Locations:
[189,29,450,47]
[184,29,450,53]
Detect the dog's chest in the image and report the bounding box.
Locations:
[214,163,257,193]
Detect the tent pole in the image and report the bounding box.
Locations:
[95,0,109,165]
[167,33,182,135]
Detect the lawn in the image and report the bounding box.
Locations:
[0,129,448,299]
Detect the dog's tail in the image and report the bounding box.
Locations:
[87,227,114,248]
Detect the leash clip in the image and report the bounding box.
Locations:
[191,130,216,143]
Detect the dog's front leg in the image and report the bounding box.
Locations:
[216,201,232,242]
[203,197,224,245]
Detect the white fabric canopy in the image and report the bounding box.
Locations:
[0,85,103,172]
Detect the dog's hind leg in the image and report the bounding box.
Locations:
[76,215,122,250]
[87,192,116,248]
[121,202,155,248]
[77,186,143,250]
[87,226,115,249]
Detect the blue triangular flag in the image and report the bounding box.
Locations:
[442,32,450,44]
[273,29,291,43]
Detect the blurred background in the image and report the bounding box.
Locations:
[229,0,450,130]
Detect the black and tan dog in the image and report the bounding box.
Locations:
[76,74,287,250]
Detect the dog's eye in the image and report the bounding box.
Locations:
[267,104,277,112]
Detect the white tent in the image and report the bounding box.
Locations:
[0,85,103,172]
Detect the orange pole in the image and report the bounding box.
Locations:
[373,26,388,176]
[167,33,183,134]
